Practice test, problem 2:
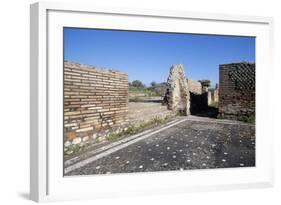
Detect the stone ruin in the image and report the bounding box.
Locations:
[163,62,255,120]
[163,64,190,115]
[63,60,255,150]
[163,64,215,116]
[208,84,219,106]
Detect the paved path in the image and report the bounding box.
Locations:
[65,117,255,176]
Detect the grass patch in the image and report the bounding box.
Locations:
[176,110,188,116]
[240,115,255,124]
[218,114,255,124]
[129,87,159,97]
[106,115,173,142]
[64,115,176,156]
[64,144,86,156]
[129,96,142,102]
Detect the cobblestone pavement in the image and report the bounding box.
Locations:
[66,117,255,176]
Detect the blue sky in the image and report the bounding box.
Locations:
[64,28,255,87]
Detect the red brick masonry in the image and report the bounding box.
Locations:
[218,62,255,120]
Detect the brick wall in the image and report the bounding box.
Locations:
[218,62,255,120]
[64,62,129,143]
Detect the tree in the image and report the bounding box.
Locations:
[199,80,211,87]
[148,82,167,96]
[131,80,145,88]
[150,81,156,87]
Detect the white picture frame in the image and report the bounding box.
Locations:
[30,1,274,202]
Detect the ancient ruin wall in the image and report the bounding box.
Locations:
[163,64,190,115]
[218,62,255,120]
[208,87,219,105]
[64,62,129,144]
[187,79,202,94]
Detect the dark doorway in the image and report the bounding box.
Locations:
[189,92,218,118]
[190,92,208,115]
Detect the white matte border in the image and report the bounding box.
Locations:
[30,2,274,202]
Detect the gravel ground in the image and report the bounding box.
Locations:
[128,102,174,124]
[66,118,255,176]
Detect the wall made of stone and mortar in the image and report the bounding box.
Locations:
[187,79,202,94]
[218,62,255,120]
[208,87,219,105]
[163,64,190,115]
[64,62,129,145]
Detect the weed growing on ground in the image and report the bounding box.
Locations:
[240,115,255,124]
[64,115,175,156]
[176,110,187,116]
[106,115,173,141]
[64,144,86,155]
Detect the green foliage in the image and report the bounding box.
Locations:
[131,80,145,88]
[64,144,85,156]
[129,86,150,93]
[106,115,173,142]
[148,82,167,96]
[129,81,167,98]
[150,81,156,87]
[129,87,159,98]
[176,110,187,116]
[199,80,211,87]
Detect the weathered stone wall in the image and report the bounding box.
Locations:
[163,66,214,115]
[163,64,190,115]
[187,79,202,94]
[208,85,219,105]
[218,62,255,120]
[64,62,129,145]
[208,91,212,105]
